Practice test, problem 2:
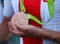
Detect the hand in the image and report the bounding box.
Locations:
[8,22,42,37]
[8,22,24,37]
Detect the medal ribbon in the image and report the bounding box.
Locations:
[20,0,54,25]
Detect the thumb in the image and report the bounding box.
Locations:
[15,24,27,32]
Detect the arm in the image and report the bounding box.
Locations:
[8,23,60,43]
[22,25,60,43]
[30,27,60,43]
[41,29,60,43]
[0,16,11,41]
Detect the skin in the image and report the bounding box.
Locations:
[0,17,12,42]
[8,19,60,44]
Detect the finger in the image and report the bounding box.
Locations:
[15,24,27,32]
[8,22,24,36]
[9,23,24,36]
[10,29,24,36]
[8,21,11,27]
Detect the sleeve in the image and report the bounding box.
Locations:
[0,0,3,23]
[3,0,14,17]
[11,0,19,13]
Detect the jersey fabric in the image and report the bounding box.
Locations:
[19,0,60,44]
[23,0,42,44]
[41,0,60,44]
[1,0,60,44]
